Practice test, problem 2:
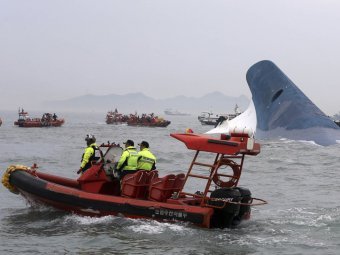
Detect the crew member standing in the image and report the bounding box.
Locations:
[78,134,98,174]
[116,139,139,179]
[137,141,156,171]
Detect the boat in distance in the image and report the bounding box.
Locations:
[127,113,171,127]
[106,110,171,127]
[106,109,129,124]
[198,104,242,126]
[164,109,190,116]
[14,108,65,128]
[2,131,266,229]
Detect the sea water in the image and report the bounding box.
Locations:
[0,111,339,255]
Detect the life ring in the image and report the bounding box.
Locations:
[212,159,241,188]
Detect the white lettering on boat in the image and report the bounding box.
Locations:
[154,208,187,219]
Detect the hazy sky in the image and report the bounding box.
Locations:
[1,0,340,114]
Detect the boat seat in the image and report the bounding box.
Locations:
[148,174,176,202]
[172,173,186,194]
[146,170,159,183]
[78,164,120,195]
[144,170,159,198]
[121,170,158,199]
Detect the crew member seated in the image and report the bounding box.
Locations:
[116,139,139,179]
[137,141,156,171]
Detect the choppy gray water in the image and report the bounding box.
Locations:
[0,111,340,255]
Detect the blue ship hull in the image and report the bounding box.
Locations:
[246,60,340,145]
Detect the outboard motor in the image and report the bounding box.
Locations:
[209,188,242,228]
[232,187,252,226]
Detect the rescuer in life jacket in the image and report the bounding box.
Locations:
[115,139,139,179]
[137,141,156,171]
[78,134,98,174]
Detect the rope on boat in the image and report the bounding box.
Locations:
[2,165,30,194]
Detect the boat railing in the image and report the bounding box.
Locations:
[177,149,246,207]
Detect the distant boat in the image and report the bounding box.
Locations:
[198,104,242,126]
[106,109,129,124]
[164,109,190,116]
[14,108,65,128]
[0,117,2,127]
[127,114,171,127]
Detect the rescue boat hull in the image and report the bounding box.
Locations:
[3,133,267,229]
[14,119,65,127]
[9,170,213,227]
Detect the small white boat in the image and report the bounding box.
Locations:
[198,105,241,126]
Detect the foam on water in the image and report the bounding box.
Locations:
[127,220,190,234]
[64,215,115,225]
[296,140,320,146]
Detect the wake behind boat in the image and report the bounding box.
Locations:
[2,131,266,229]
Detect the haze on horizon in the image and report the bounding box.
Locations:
[1,0,340,115]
